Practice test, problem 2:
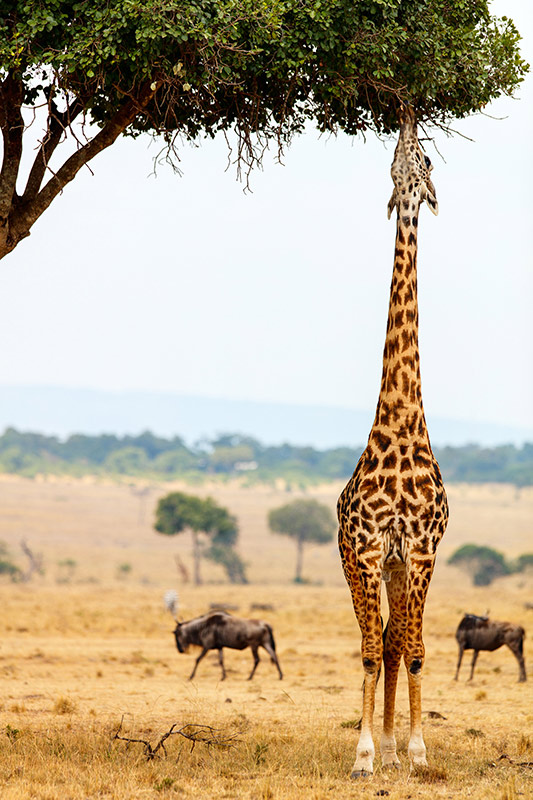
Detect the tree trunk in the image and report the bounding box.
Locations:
[192,531,203,586]
[294,537,304,583]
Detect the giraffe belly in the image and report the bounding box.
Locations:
[337,453,449,586]
[382,532,408,581]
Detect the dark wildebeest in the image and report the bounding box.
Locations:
[173,611,283,681]
[454,613,526,682]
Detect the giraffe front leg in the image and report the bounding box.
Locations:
[348,569,383,778]
[404,556,435,768]
[352,668,377,778]
[406,668,427,767]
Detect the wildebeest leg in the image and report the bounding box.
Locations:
[217,648,227,680]
[454,644,465,680]
[506,641,527,682]
[468,650,479,681]
[189,647,209,680]
[247,645,260,680]
[261,641,283,680]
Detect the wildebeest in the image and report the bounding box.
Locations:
[454,613,526,682]
[167,599,283,681]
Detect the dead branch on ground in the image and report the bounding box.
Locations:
[113,716,241,760]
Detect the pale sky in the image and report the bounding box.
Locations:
[0,0,531,437]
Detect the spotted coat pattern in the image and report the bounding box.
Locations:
[337,107,449,777]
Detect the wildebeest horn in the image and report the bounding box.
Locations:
[164,589,179,621]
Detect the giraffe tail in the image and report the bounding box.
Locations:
[378,614,386,683]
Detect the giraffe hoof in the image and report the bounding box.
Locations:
[409,758,429,771]
[382,760,401,771]
[350,769,372,780]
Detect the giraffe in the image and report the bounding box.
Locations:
[337,105,449,778]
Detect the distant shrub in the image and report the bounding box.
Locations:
[514,553,533,573]
[0,541,21,581]
[0,560,20,580]
[447,544,511,586]
[116,563,132,580]
[56,558,77,583]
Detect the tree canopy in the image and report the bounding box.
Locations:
[0,0,528,258]
[268,498,336,582]
[154,490,247,583]
[448,543,533,586]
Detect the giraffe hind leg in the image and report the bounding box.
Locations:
[404,555,436,768]
[381,568,407,768]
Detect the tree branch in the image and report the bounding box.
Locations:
[22,96,85,203]
[0,72,24,222]
[5,80,161,255]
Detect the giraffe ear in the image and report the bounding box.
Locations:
[424,187,439,216]
[423,176,438,215]
[387,190,398,220]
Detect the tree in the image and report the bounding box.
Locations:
[154,491,246,584]
[104,446,149,475]
[152,449,199,475]
[209,444,256,474]
[447,544,511,587]
[268,498,336,583]
[206,543,248,585]
[0,1,527,261]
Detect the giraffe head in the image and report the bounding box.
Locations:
[387,106,438,220]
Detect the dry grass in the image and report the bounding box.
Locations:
[0,476,531,799]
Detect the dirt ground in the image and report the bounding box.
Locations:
[0,476,531,799]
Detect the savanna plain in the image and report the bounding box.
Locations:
[0,475,531,800]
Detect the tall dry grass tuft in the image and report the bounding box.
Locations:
[53,696,76,715]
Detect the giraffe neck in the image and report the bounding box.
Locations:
[369,211,429,449]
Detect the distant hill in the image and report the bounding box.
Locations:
[0,385,531,448]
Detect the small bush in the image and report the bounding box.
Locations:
[0,559,21,581]
[513,553,533,573]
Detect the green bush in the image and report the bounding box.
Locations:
[448,544,510,586]
[514,553,533,573]
[0,559,21,581]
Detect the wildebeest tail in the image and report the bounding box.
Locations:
[265,623,277,659]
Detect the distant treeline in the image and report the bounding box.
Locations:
[0,428,532,486]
